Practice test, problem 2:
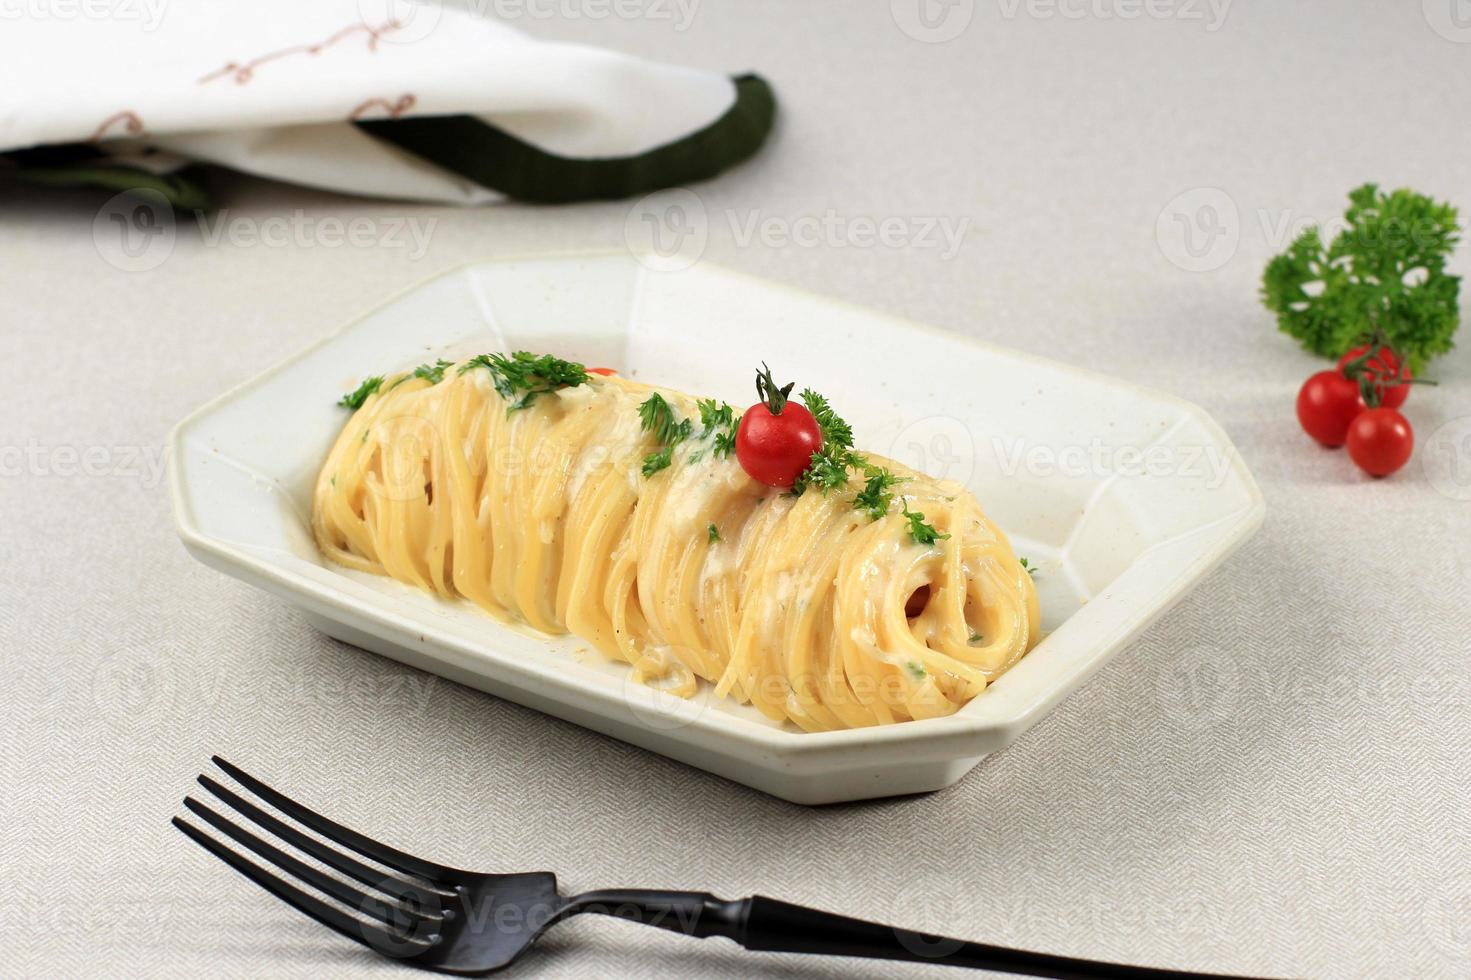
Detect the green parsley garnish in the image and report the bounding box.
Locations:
[707,523,720,543]
[697,398,733,433]
[413,358,454,384]
[1262,184,1461,372]
[337,376,384,410]
[968,632,984,646]
[796,447,858,496]
[639,393,687,445]
[905,660,928,680]
[638,393,694,476]
[800,389,854,450]
[901,499,949,546]
[459,351,589,413]
[791,386,866,496]
[1019,556,1037,577]
[642,446,675,477]
[853,468,902,520]
[779,378,942,544]
[387,357,456,392]
[696,398,739,459]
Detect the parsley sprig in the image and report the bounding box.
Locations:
[786,383,947,546]
[693,398,738,461]
[800,389,854,449]
[337,376,384,410]
[412,358,454,385]
[639,393,691,445]
[1262,184,1462,372]
[386,357,456,393]
[794,447,859,496]
[791,387,867,496]
[853,468,902,520]
[459,351,589,414]
[638,393,694,476]
[901,500,949,545]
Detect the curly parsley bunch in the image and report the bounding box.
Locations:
[1261,184,1461,372]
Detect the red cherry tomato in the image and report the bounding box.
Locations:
[587,366,617,376]
[735,364,823,488]
[1296,370,1362,447]
[737,401,822,488]
[1346,408,1413,477]
[1338,345,1411,410]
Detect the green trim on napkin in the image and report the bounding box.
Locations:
[354,73,776,204]
[0,151,213,211]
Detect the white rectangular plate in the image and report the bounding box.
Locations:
[169,252,1264,804]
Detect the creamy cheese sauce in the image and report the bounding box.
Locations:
[313,362,1040,731]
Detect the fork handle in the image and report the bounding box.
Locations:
[739,896,1263,979]
[561,889,747,941]
[565,891,1264,978]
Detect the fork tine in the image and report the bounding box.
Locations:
[197,775,446,908]
[183,797,440,931]
[172,816,438,958]
[212,756,455,883]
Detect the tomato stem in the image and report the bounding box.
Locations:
[1341,332,1437,408]
[754,362,795,415]
[1341,328,1394,378]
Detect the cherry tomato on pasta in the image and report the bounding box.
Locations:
[1296,370,1362,447]
[587,366,617,376]
[1338,345,1411,410]
[1346,408,1413,477]
[736,364,823,488]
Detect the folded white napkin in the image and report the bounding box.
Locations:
[0,2,774,206]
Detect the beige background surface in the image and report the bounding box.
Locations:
[4,2,1470,978]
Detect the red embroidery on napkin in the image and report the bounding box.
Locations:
[199,20,403,85]
[89,111,146,143]
[349,94,417,120]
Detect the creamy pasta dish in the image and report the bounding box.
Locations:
[313,352,1039,731]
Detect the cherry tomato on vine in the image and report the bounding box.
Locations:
[1346,408,1414,477]
[1296,370,1362,447]
[1338,344,1411,410]
[735,363,823,488]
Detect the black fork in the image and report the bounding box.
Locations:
[174,757,1267,979]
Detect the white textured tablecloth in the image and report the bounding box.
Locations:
[3,2,1469,978]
